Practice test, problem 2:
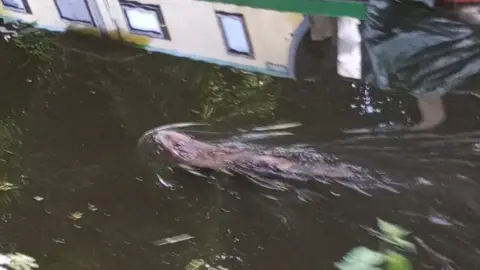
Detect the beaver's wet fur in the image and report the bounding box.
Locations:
[153,130,356,180]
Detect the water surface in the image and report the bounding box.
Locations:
[1,31,480,269]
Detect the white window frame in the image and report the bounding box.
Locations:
[1,0,31,14]
[53,0,95,26]
[215,11,254,58]
[119,0,170,40]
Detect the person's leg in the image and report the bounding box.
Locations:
[409,91,446,131]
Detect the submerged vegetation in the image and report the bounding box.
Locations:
[0,117,23,205]
[0,117,21,156]
[11,30,55,62]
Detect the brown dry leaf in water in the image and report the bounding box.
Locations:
[52,238,66,244]
[152,233,194,246]
[88,203,98,211]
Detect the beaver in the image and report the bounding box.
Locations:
[152,130,356,181]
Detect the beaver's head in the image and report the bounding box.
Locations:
[152,130,216,163]
[153,131,193,159]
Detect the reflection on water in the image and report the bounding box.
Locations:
[0,30,480,269]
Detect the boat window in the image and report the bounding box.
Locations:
[54,0,95,26]
[215,11,254,58]
[119,0,170,40]
[1,0,31,14]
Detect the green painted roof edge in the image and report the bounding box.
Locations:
[197,0,366,19]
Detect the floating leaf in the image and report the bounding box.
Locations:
[88,203,98,212]
[377,219,411,239]
[335,247,385,270]
[185,258,205,270]
[7,253,39,270]
[335,260,383,270]
[386,251,412,270]
[0,254,10,265]
[0,182,19,192]
[252,122,302,132]
[52,238,66,244]
[343,247,386,265]
[152,233,194,246]
[395,238,417,253]
[375,235,416,253]
[69,212,83,220]
[33,196,44,201]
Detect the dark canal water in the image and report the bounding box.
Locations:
[1,30,480,270]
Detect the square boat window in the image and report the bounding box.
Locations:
[120,0,170,40]
[54,0,95,26]
[216,12,254,57]
[1,0,31,14]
